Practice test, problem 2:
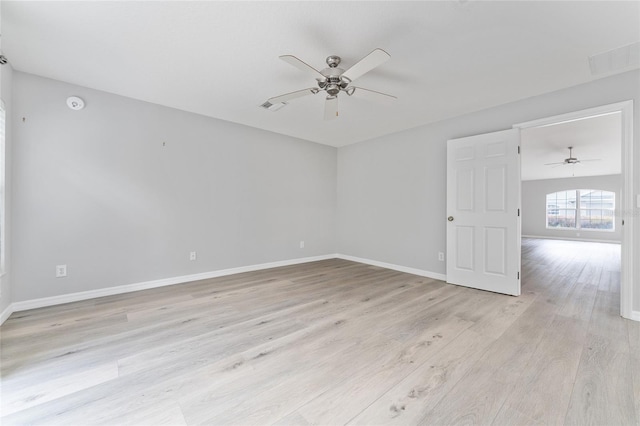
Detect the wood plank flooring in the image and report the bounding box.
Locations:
[1,238,638,425]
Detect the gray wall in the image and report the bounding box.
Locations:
[337,69,640,311]
[522,175,622,242]
[0,62,13,315]
[12,72,337,302]
[8,69,640,313]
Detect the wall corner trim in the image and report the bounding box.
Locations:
[336,254,447,281]
[0,303,14,325]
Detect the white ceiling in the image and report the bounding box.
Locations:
[2,1,639,147]
[521,112,622,181]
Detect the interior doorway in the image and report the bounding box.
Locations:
[514,101,634,320]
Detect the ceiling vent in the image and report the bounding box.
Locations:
[260,101,287,111]
[588,41,640,76]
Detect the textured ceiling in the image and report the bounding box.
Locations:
[521,112,621,181]
[2,1,639,146]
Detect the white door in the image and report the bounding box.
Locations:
[446,128,521,296]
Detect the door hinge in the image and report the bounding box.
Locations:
[517,208,520,217]
[622,219,625,226]
[517,146,520,154]
[517,272,520,280]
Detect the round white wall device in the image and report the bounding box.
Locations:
[66,96,85,110]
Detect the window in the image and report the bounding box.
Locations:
[546,189,615,231]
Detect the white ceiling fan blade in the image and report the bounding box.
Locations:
[579,159,602,162]
[268,88,318,104]
[280,55,326,81]
[324,96,338,121]
[349,86,397,102]
[341,48,391,83]
[544,162,565,166]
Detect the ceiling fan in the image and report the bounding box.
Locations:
[262,48,396,120]
[544,146,601,168]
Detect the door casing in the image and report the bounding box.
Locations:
[513,100,635,320]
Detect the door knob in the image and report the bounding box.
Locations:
[448,216,454,221]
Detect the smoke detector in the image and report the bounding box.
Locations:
[66,96,85,110]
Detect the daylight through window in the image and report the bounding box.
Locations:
[546,189,615,231]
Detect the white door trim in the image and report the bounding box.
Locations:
[513,100,634,320]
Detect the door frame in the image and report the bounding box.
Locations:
[513,100,634,320]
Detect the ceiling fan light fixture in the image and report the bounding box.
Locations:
[326,84,340,96]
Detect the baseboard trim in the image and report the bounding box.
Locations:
[522,235,621,244]
[6,253,446,317]
[628,310,640,322]
[0,303,14,325]
[336,254,446,281]
[4,252,636,324]
[10,254,338,314]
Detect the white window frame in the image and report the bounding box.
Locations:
[546,189,615,232]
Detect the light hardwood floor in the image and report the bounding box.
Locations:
[1,238,638,425]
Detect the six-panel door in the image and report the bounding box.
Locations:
[446,128,521,296]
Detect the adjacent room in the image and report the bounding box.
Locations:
[1,1,639,425]
[520,112,624,300]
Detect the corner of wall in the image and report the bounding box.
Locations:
[0,61,14,321]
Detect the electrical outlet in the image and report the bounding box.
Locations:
[189,251,197,261]
[438,252,445,262]
[56,265,67,278]
[300,241,305,249]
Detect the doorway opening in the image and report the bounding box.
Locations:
[514,101,634,319]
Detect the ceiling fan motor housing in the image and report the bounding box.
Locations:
[320,72,347,95]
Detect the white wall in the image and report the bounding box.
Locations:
[337,69,640,312]
[11,72,337,302]
[522,175,622,242]
[0,62,13,318]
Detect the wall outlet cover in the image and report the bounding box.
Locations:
[56,265,67,278]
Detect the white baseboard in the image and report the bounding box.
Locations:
[0,303,13,325]
[522,235,621,244]
[3,253,637,325]
[4,253,445,319]
[9,254,338,314]
[336,254,447,281]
